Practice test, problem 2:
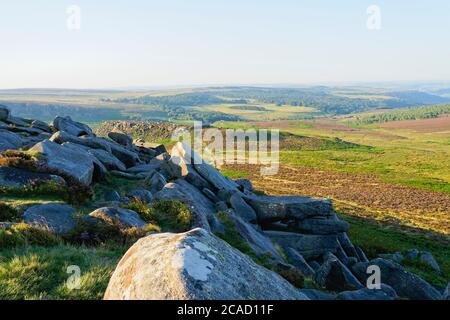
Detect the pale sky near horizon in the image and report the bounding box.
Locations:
[1,0,450,89]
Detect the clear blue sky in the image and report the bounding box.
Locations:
[1,0,449,89]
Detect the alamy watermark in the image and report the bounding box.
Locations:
[366,5,382,30]
[66,265,81,290]
[66,5,81,31]
[170,122,280,176]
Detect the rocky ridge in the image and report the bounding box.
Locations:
[0,104,447,300]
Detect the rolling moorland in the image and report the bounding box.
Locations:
[0,85,449,299]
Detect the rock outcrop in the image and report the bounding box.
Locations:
[104,228,309,300]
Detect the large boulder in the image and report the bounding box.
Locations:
[0,167,65,188]
[23,203,77,235]
[293,216,349,235]
[264,231,339,260]
[61,142,126,172]
[104,228,309,300]
[29,140,95,185]
[315,253,363,292]
[351,258,442,300]
[53,116,93,137]
[30,120,53,133]
[0,130,23,151]
[89,207,147,229]
[336,284,398,300]
[154,179,215,232]
[245,196,334,223]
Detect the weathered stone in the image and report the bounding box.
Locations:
[284,247,316,277]
[202,188,220,203]
[338,232,359,259]
[103,190,122,202]
[107,142,141,168]
[351,258,442,300]
[50,131,111,153]
[299,289,335,300]
[336,284,398,300]
[379,252,405,264]
[0,130,23,151]
[229,193,257,223]
[246,196,334,223]
[154,179,215,232]
[264,231,339,260]
[23,203,77,235]
[355,246,369,263]
[419,252,441,275]
[235,178,254,193]
[30,120,53,133]
[315,252,363,292]
[62,142,107,179]
[0,167,65,188]
[104,228,309,300]
[293,216,349,235]
[53,116,93,137]
[61,142,126,172]
[108,132,133,148]
[226,213,283,260]
[29,140,95,185]
[126,189,153,204]
[171,142,240,193]
[215,201,229,212]
[443,282,450,300]
[127,161,161,174]
[110,170,146,180]
[148,172,167,194]
[89,207,147,229]
[163,154,212,190]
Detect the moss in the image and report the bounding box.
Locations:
[0,223,61,249]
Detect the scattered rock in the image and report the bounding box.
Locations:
[235,178,254,193]
[351,258,442,300]
[315,252,363,292]
[89,207,147,229]
[229,193,257,223]
[264,231,339,260]
[126,189,153,204]
[30,120,53,133]
[53,116,93,137]
[0,167,65,188]
[246,195,334,223]
[30,140,95,186]
[293,216,349,235]
[23,203,77,235]
[299,289,335,300]
[418,251,441,275]
[148,172,167,194]
[104,228,309,300]
[108,132,133,148]
[443,282,450,300]
[284,247,316,277]
[336,284,398,300]
[0,130,23,151]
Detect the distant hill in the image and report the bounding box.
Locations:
[355,104,450,124]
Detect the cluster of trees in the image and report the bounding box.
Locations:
[356,104,450,124]
[113,92,245,108]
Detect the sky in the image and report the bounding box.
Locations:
[1,0,450,89]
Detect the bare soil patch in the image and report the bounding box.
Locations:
[224,163,450,236]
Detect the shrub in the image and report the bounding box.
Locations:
[64,216,145,246]
[124,199,157,223]
[152,200,192,232]
[0,202,21,222]
[123,199,192,233]
[0,223,61,249]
